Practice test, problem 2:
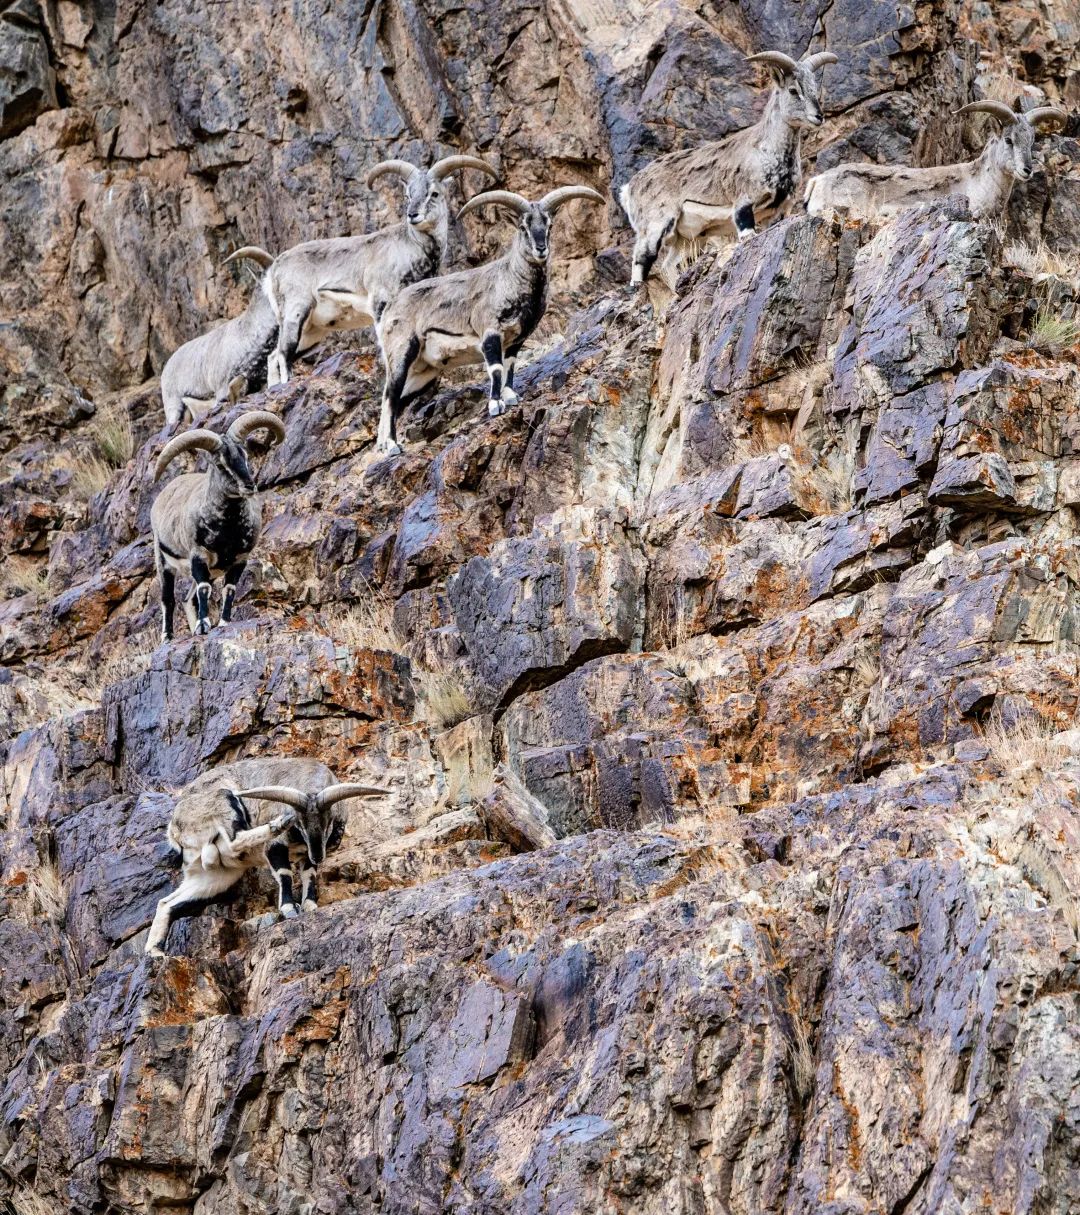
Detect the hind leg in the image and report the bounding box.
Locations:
[632,217,675,285]
[267,298,313,386]
[145,867,240,957]
[481,332,506,417]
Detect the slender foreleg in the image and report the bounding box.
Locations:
[267,841,300,919]
[190,554,213,635]
[157,546,175,643]
[481,332,506,417]
[376,335,422,457]
[733,196,756,241]
[220,560,247,625]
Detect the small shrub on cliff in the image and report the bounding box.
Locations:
[2,556,48,598]
[68,451,114,500]
[1004,240,1079,284]
[1026,307,1080,351]
[325,592,405,654]
[90,401,134,467]
[12,855,67,927]
[981,706,1065,775]
[414,669,474,729]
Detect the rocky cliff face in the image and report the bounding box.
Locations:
[3,2,1080,1212]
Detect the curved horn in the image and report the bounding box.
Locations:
[955,100,1019,126]
[226,410,286,446]
[1023,105,1068,131]
[236,786,311,811]
[153,429,222,482]
[365,159,420,188]
[430,155,499,182]
[316,783,391,809]
[802,51,839,72]
[746,51,799,76]
[539,185,606,214]
[457,190,533,220]
[223,245,274,270]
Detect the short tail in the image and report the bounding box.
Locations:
[224,245,274,270]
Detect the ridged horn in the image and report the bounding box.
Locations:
[223,245,274,270]
[365,159,420,187]
[955,100,1019,126]
[236,786,311,811]
[316,783,391,809]
[430,155,498,182]
[1023,106,1068,131]
[747,51,799,76]
[457,190,533,220]
[539,185,606,214]
[153,429,222,482]
[802,51,839,72]
[226,410,286,445]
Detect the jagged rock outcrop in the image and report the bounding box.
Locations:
[2,2,1080,1213]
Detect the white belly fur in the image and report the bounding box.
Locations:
[301,290,376,349]
[678,201,736,240]
[423,333,481,368]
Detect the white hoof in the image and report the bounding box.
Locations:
[488,399,506,418]
[302,899,318,913]
[280,903,299,920]
[375,438,403,458]
[500,387,520,406]
[194,619,211,636]
[631,267,644,285]
[737,229,754,243]
[146,946,166,959]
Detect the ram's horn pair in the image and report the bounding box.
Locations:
[746,50,839,75]
[237,784,390,809]
[153,410,286,481]
[458,185,606,220]
[955,100,1067,130]
[365,155,498,188]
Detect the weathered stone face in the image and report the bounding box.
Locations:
[3,0,1080,1212]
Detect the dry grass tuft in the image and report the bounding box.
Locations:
[11,855,68,927]
[850,646,881,694]
[2,557,49,598]
[414,668,474,729]
[90,401,135,468]
[68,451,114,501]
[982,706,1065,775]
[786,442,855,515]
[324,592,405,654]
[1025,306,1080,351]
[1004,240,1080,284]
[787,1004,816,1102]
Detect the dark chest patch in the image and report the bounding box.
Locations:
[233,327,277,392]
[498,266,548,342]
[400,240,440,290]
[196,498,258,568]
[766,161,797,212]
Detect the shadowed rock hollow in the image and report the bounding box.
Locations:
[2,2,1080,1212]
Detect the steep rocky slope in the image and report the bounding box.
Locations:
[3,1,1080,1212]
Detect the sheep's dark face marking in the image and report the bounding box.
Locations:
[989,121,1036,182]
[520,207,552,263]
[213,436,256,496]
[404,174,444,232]
[778,65,825,130]
[286,797,327,868]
